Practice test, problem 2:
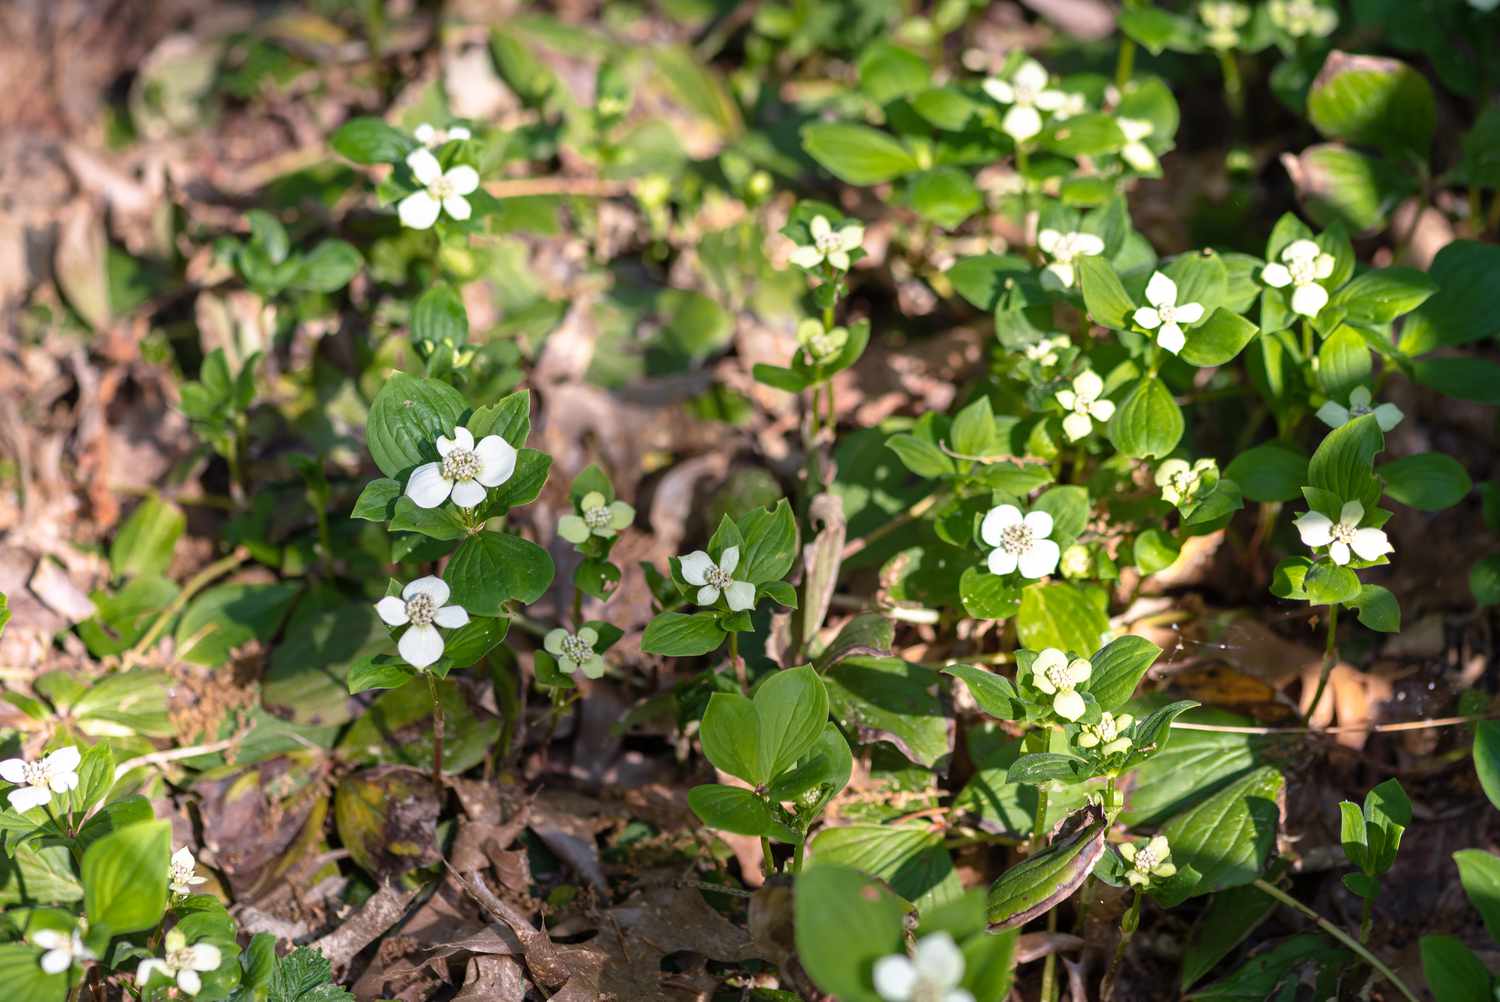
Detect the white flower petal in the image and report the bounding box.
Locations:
[719,545,741,576]
[1037,229,1062,254]
[1290,282,1327,317]
[0,758,26,785]
[1261,262,1293,288]
[912,932,965,988]
[434,605,470,629]
[398,190,441,230]
[1014,60,1049,91]
[1294,511,1334,546]
[1316,401,1350,428]
[680,551,715,586]
[1053,688,1086,721]
[177,969,203,996]
[1044,261,1075,289]
[982,78,1014,104]
[187,943,222,972]
[1062,412,1093,441]
[1019,538,1061,579]
[788,246,824,269]
[405,463,453,508]
[449,426,476,452]
[1348,386,1372,408]
[725,580,757,612]
[473,435,518,487]
[40,948,71,974]
[31,931,66,950]
[1074,370,1104,401]
[1023,510,1054,538]
[406,148,442,186]
[827,249,850,271]
[414,123,436,145]
[138,959,168,985]
[50,771,78,793]
[810,216,831,241]
[1002,104,1043,141]
[449,478,487,508]
[696,585,721,606]
[1328,540,1351,565]
[443,194,473,221]
[873,955,919,1001]
[980,504,1023,546]
[1133,306,1161,330]
[404,575,451,607]
[445,165,479,195]
[1055,389,1077,411]
[836,225,863,250]
[449,126,472,141]
[46,747,80,773]
[1351,528,1393,561]
[1174,302,1205,325]
[987,549,1018,575]
[8,787,50,812]
[1339,500,1365,525]
[1089,399,1116,421]
[1156,322,1186,354]
[398,624,445,669]
[1075,233,1105,256]
[1145,271,1178,308]
[1373,403,1404,431]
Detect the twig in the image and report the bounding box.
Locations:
[841,491,946,559]
[1170,712,1498,736]
[1252,878,1419,1002]
[121,547,251,666]
[114,737,243,779]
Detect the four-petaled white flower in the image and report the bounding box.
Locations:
[1118,118,1159,172]
[0,746,81,813]
[559,491,634,544]
[981,505,1061,579]
[1077,712,1134,756]
[1037,229,1105,290]
[1471,0,1500,11]
[796,318,849,363]
[1294,500,1393,566]
[789,215,863,272]
[1030,648,1092,721]
[544,627,606,679]
[1120,834,1177,887]
[1316,386,1403,432]
[1268,0,1337,37]
[170,846,208,897]
[32,927,94,975]
[1025,335,1071,368]
[406,425,518,510]
[680,546,756,612]
[1261,239,1335,317]
[1199,1,1251,49]
[376,576,471,669]
[398,148,480,230]
[983,60,1067,142]
[414,122,471,148]
[1133,272,1205,355]
[1056,370,1116,442]
[873,932,974,1002]
[1155,458,1216,507]
[137,929,221,997]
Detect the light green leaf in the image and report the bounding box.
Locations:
[1107,378,1184,459]
[1378,453,1471,511]
[1158,766,1284,905]
[83,818,170,935]
[802,123,919,184]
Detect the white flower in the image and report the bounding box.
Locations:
[559,491,634,544]
[1133,272,1205,355]
[1155,458,1216,507]
[397,148,480,230]
[1261,239,1335,317]
[1268,0,1337,37]
[796,318,849,362]
[983,59,1067,142]
[1077,712,1134,756]
[1472,0,1500,11]
[1024,335,1071,368]
[1030,648,1092,721]
[680,546,756,612]
[413,122,472,148]
[0,746,81,813]
[789,215,863,271]
[405,425,518,510]
[32,927,93,975]
[873,932,974,1002]
[1118,118,1159,172]
[1120,835,1177,887]
[1037,229,1105,290]
[1316,386,1403,432]
[1052,91,1089,121]
[1056,370,1116,441]
[1294,500,1393,566]
[169,846,208,896]
[136,929,221,997]
[544,627,606,679]
[1199,1,1251,48]
[375,576,471,670]
[981,505,1061,579]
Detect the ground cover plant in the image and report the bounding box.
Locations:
[4,0,1500,998]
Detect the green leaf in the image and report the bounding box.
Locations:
[1378,453,1472,511]
[266,946,352,1002]
[1307,412,1383,510]
[1420,935,1493,1002]
[1039,113,1126,158]
[467,389,532,447]
[810,825,960,912]
[1307,52,1435,158]
[1178,882,1280,989]
[1225,443,1308,503]
[1033,485,1089,543]
[887,433,956,478]
[82,817,170,935]
[827,657,952,767]
[1157,766,1284,905]
[1118,5,1200,54]
[291,241,361,292]
[802,123,919,184]
[388,496,468,540]
[857,41,931,102]
[444,531,554,615]
[947,255,1033,311]
[1350,584,1400,632]
[1179,308,1257,367]
[1303,560,1362,606]
[794,865,906,1002]
[687,785,773,836]
[1454,849,1500,943]
[701,692,761,783]
[366,373,468,478]
[1474,720,1500,811]
[736,499,799,584]
[1329,267,1436,325]
[1133,528,1180,574]
[1316,327,1372,399]
[111,495,184,579]
[908,167,982,229]
[1188,934,1348,1001]
[351,478,402,522]
[945,664,1021,721]
[987,810,1108,928]
[1017,583,1110,657]
[0,944,67,1002]
[1107,378,1183,459]
[640,611,725,656]
[1077,256,1135,329]
[951,396,998,457]
[175,582,300,667]
[1339,801,1369,870]
[1007,752,1087,785]
[959,565,1022,621]
[1412,356,1500,404]
[1287,144,1411,232]
[755,666,829,781]
[1087,635,1163,711]
[911,86,980,131]
[1471,556,1500,607]
[411,283,468,346]
[330,117,416,165]
[347,658,417,694]
[1400,241,1500,355]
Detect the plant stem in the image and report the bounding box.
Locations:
[1303,603,1340,725]
[1252,878,1419,1002]
[1301,318,1315,361]
[427,672,445,788]
[124,547,251,665]
[1101,891,1143,1001]
[760,835,775,877]
[792,833,807,874]
[1217,50,1245,121]
[1113,0,1144,91]
[571,585,583,631]
[1360,891,1375,944]
[841,489,948,559]
[729,631,746,693]
[1041,907,1060,1002]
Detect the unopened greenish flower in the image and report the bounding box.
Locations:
[1077,712,1134,756]
[789,215,864,271]
[1268,0,1337,38]
[796,318,849,363]
[1199,1,1250,48]
[1120,835,1177,887]
[1155,458,1217,507]
[1316,386,1403,432]
[544,627,606,679]
[560,491,634,544]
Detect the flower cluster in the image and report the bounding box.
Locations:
[873,932,974,1002]
[1120,835,1177,887]
[544,627,607,679]
[1294,501,1393,567]
[981,504,1061,579]
[558,491,634,544]
[790,215,864,272]
[375,576,471,669]
[398,148,481,230]
[1134,273,1205,355]
[0,745,80,813]
[983,60,1071,143]
[1262,239,1335,317]
[1030,648,1093,721]
[681,546,756,611]
[1077,711,1134,756]
[406,426,517,509]
[1056,370,1115,442]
